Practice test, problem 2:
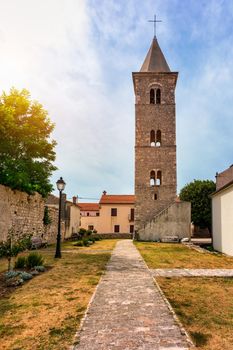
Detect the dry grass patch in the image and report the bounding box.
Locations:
[135,242,233,269]
[0,239,118,350]
[157,277,233,349]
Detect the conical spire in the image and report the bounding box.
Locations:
[140,37,170,72]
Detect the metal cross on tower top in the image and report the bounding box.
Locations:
[148,14,162,38]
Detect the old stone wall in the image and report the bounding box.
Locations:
[0,184,45,241]
[43,206,66,244]
[138,201,191,241]
[0,185,66,244]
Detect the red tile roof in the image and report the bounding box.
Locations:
[99,195,135,205]
[78,203,100,211]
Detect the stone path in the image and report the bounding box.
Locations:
[151,268,233,277]
[73,240,192,350]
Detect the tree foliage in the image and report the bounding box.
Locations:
[0,88,57,197]
[179,179,216,229]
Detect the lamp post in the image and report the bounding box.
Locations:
[55,177,66,258]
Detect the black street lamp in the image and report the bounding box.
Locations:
[55,177,66,258]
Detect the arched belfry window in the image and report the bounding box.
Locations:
[150,89,155,104]
[150,130,155,146]
[156,130,161,147]
[150,170,156,186]
[156,89,161,104]
[156,170,162,186]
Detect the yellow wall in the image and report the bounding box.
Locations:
[65,204,80,238]
[80,204,134,234]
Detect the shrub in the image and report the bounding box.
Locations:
[93,229,97,234]
[86,230,92,236]
[20,272,33,281]
[88,237,96,243]
[93,236,101,241]
[43,206,52,225]
[74,241,84,247]
[26,252,44,269]
[79,228,87,238]
[5,271,20,279]
[15,256,26,269]
[34,266,45,272]
[82,238,90,247]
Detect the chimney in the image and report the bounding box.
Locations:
[72,196,77,205]
[103,190,107,195]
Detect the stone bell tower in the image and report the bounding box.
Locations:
[133,37,178,232]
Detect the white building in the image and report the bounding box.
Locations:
[212,167,233,256]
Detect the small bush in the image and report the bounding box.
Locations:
[93,236,100,241]
[15,256,26,269]
[5,271,20,279]
[26,252,44,269]
[88,237,96,242]
[93,229,97,234]
[74,241,84,247]
[79,228,87,238]
[34,266,45,272]
[20,272,33,281]
[86,230,92,236]
[82,238,90,247]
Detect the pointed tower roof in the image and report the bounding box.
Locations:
[140,37,170,72]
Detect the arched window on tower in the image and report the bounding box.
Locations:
[156,89,161,104]
[156,170,162,186]
[156,130,161,147]
[150,130,155,146]
[150,170,156,186]
[150,89,155,104]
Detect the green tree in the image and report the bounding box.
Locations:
[179,179,216,231]
[0,88,57,197]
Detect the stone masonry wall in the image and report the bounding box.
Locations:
[0,185,64,244]
[133,72,178,233]
[0,184,44,241]
[139,201,191,241]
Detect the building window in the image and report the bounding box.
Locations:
[111,208,117,216]
[150,170,156,186]
[88,225,94,231]
[150,130,155,146]
[154,193,158,200]
[129,208,134,221]
[150,89,155,104]
[130,225,134,234]
[156,130,161,147]
[156,89,161,104]
[114,225,120,233]
[96,212,100,216]
[156,170,162,186]
[87,212,89,216]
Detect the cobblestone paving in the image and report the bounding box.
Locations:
[151,268,233,277]
[74,240,192,350]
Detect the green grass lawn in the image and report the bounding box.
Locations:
[135,242,233,269]
[0,239,118,350]
[157,277,233,350]
[134,242,233,349]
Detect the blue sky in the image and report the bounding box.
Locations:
[0,0,233,201]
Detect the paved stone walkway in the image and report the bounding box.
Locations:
[73,240,192,350]
[151,268,233,277]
